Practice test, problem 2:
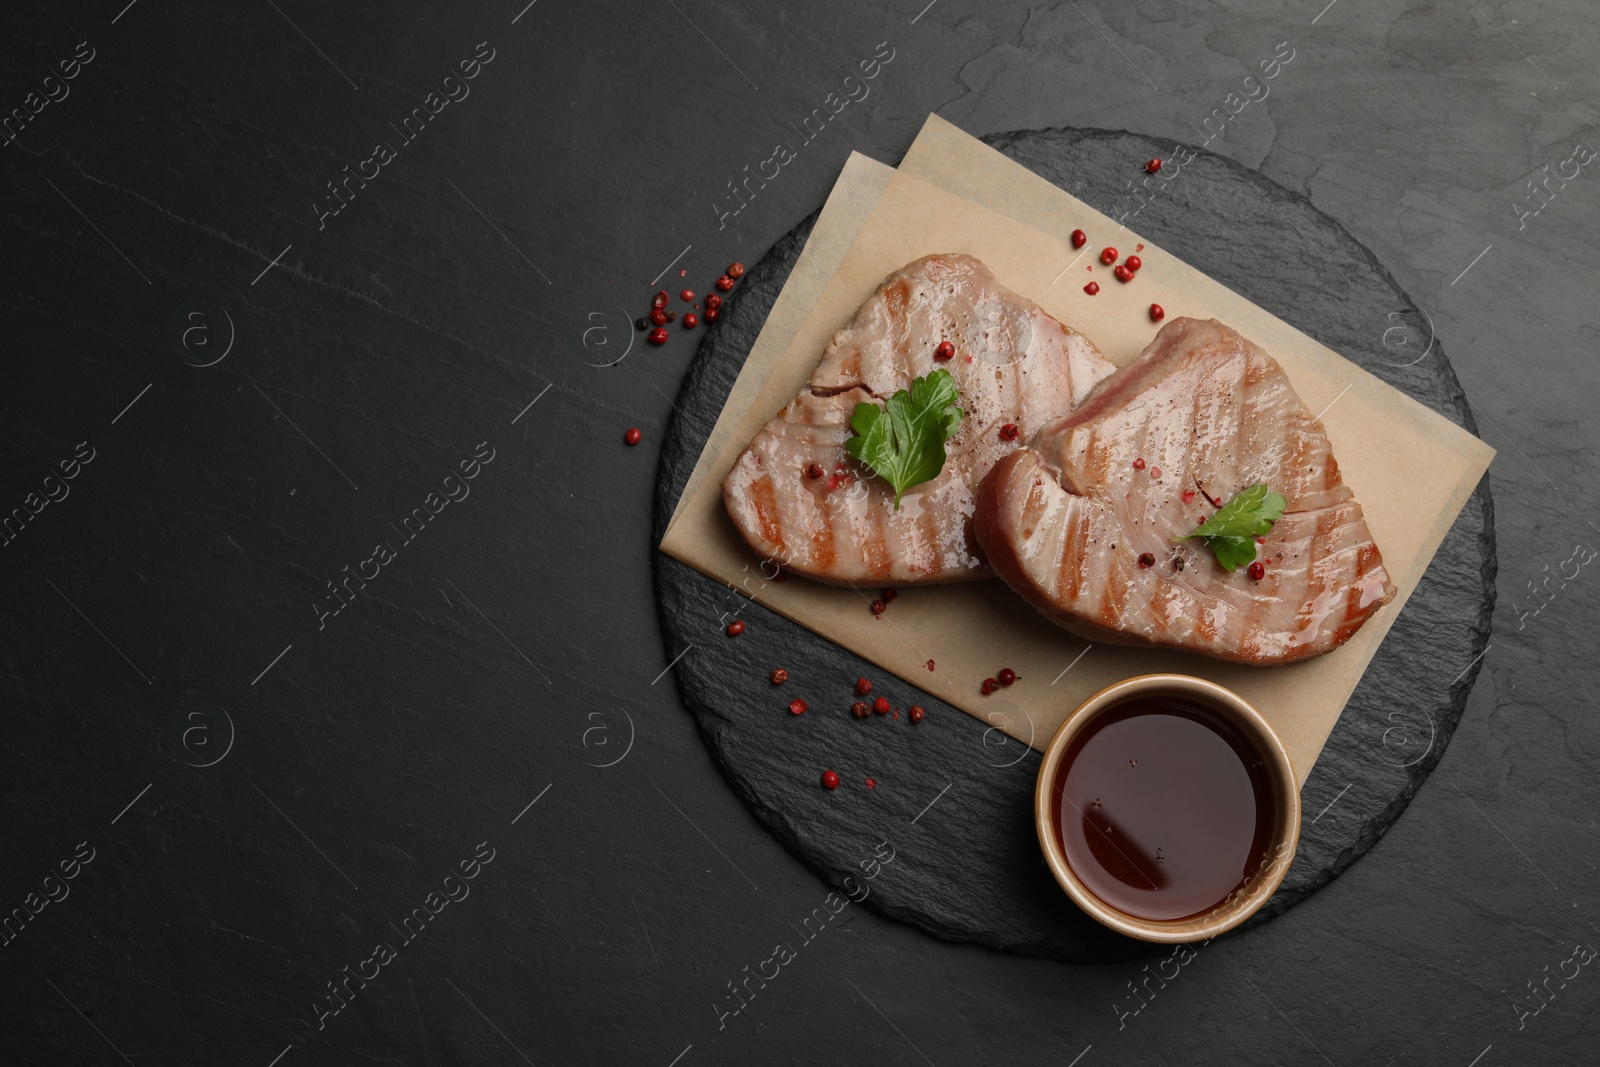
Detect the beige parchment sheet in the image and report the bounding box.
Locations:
[662,116,1494,788]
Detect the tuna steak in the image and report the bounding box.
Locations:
[722,254,1116,585]
[975,317,1395,664]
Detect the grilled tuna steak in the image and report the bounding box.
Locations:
[975,317,1395,664]
[722,253,1115,585]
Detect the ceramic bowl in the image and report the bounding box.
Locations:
[1034,673,1301,942]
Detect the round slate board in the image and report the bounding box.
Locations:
[652,128,1496,963]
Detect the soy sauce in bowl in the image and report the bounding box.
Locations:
[1034,675,1300,941]
[1053,697,1275,921]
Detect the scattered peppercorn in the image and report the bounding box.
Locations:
[650,308,668,326]
[1071,229,1088,249]
[789,699,807,715]
[663,310,677,323]
[704,307,720,323]
[726,620,745,636]
[1146,158,1162,174]
[1248,561,1266,581]
[1114,264,1134,283]
[821,770,839,790]
[634,317,649,331]
[771,669,789,685]
[934,340,955,362]
[1133,457,1146,471]
[624,427,641,446]
[726,261,745,279]
[865,777,876,789]
[648,327,669,345]
[909,705,925,724]
[999,422,1019,441]
[855,677,872,696]
[981,677,999,695]
[1137,552,1156,568]
[871,599,886,616]
[683,313,699,328]
[705,294,723,310]
[882,588,897,603]
[851,701,871,719]
[653,291,669,309]
[1100,247,1119,265]
[1125,255,1143,272]
[1149,303,1165,322]
[1084,281,1100,295]
[873,696,890,715]
[997,668,1016,686]
[715,275,735,292]
[680,289,695,302]
[806,463,825,479]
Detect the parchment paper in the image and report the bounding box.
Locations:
[661,117,1494,787]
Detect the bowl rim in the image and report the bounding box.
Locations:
[1033,672,1302,943]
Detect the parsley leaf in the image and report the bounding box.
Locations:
[1174,483,1287,572]
[845,369,964,510]
[1205,535,1260,573]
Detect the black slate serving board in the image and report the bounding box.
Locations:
[652,128,1496,963]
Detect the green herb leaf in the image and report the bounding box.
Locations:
[1175,483,1287,541]
[845,369,964,510]
[1173,483,1287,572]
[1205,535,1260,573]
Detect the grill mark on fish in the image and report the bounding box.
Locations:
[885,278,910,324]
[749,472,786,553]
[810,485,839,573]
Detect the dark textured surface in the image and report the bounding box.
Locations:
[6,1,1599,1063]
[654,128,1496,963]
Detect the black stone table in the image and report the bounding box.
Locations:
[5,3,1594,1064]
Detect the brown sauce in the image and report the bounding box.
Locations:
[1053,697,1275,921]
